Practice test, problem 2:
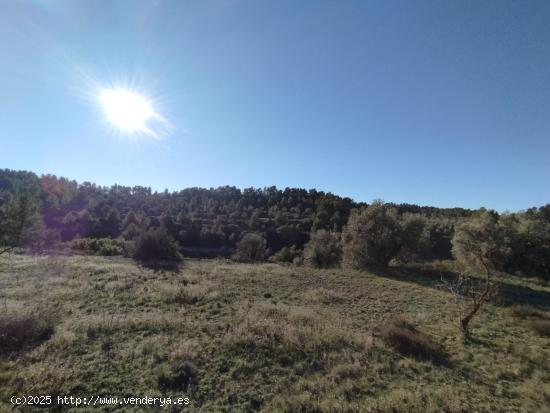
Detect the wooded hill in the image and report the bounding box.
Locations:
[0,168,482,258]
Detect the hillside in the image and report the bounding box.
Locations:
[1,254,549,412]
[0,168,479,259]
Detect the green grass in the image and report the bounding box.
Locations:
[0,254,549,412]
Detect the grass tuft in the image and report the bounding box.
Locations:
[0,312,56,355]
[157,361,198,392]
[381,318,448,365]
[526,319,550,337]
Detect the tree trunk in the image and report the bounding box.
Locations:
[460,281,496,335]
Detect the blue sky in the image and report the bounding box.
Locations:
[0,0,549,211]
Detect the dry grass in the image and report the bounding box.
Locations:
[510,304,546,319]
[0,254,549,412]
[224,300,372,368]
[0,312,56,356]
[510,304,550,337]
[526,319,550,336]
[381,318,448,365]
[302,287,345,304]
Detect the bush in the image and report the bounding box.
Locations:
[381,318,447,365]
[157,361,198,392]
[0,313,55,355]
[342,201,426,269]
[23,227,61,254]
[452,211,507,274]
[121,222,142,241]
[272,245,302,264]
[303,230,342,268]
[72,237,127,256]
[132,227,182,262]
[233,233,266,262]
[499,214,550,279]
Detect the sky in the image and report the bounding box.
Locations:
[0,0,549,211]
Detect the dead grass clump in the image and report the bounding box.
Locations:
[169,282,218,305]
[0,313,55,355]
[157,361,198,392]
[139,335,200,365]
[510,305,550,336]
[78,313,186,339]
[526,319,550,337]
[302,287,345,305]
[381,318,448,365]
[510,305,546,319]
[224,302,370,368]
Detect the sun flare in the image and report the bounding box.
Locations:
[99,88,162,137]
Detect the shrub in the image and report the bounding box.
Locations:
[498,214,550,280]
[272,245,302,264]
[233,233,266,262]
[0,313,55,355]
[72,237,127,256]
[303,230,342,268]
[342,201,426,269]
[381,318,447,365]
[157,361,198,392]
[121,222,141,241]
[132,227,182,262]
[23,227,61,254]
[452,211,507,274]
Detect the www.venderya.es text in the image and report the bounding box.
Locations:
[10,395,190,407]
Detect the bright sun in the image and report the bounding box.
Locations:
[99,88,158,136]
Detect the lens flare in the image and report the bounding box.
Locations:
[99,88,169,139]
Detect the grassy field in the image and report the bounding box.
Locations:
[0,254,549,412]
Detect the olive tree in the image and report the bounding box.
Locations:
[449,211,506,335]
[233,233,266,262]
[303,229,342,268]
[342,201,426,269]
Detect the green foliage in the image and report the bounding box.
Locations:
[71,237,127,256]
[342,201,426,269]
[452,211,507,275]
[272,245,302,264]
[0,192,39,254]
[132,227,182,262]
[0,169,477,261]
[233,233,266,262]
[303,230,342,268]
[121,222,142,240]
[2,169,548,278]
[22,225,61,254]
[499,213,550,279]
[452,211,550,280]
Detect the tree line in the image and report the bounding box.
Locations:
[1,168,549,283]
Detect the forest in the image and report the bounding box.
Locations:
[1,168,549,280]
